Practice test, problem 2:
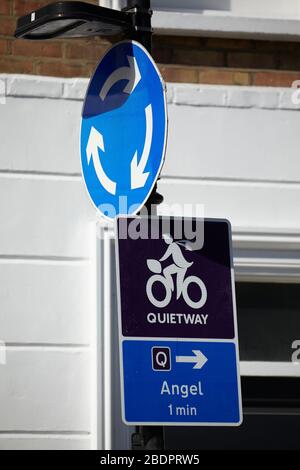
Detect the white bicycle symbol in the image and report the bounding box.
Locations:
[146,235,207,309]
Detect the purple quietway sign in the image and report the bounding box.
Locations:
[116,216,236,339]
[115,216,242,426]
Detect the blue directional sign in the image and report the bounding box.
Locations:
[116,216,243,426]
[122,340,241,425]
[80,41,167,220]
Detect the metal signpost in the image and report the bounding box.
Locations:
[116,216,242,426]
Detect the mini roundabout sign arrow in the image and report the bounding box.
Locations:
[80,40,168,220]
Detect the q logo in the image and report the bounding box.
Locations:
[152,346,171,372]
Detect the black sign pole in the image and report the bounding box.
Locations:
[125,0,152,53]
[122,1,164,450]
[124,0,164,215]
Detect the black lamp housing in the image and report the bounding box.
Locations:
[15,1,133,40]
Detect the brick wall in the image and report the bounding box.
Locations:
[1,0,300,86]
[0,0,109,77]
[154,37,300,87]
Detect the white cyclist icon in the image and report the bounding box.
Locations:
[146,234,207,309]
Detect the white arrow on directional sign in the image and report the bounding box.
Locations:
[86,126,117,195]
[176,350,208,369]
[100,55,141,101]
[131,103,152,190]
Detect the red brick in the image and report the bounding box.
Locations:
[154,35,204,49]
[254,40,300,53]
[86,62,98,77]
[0,16,16,36]
[0,38,7,54]
[13,1,47,16]
[279,52,300,71]
[199,68,251,86]
[227,52,276,69]
[205,38,253,50]
[159,65,199,84]
[14,0,98,15]
[172,49,225,67]
[233,71,252,86]
[152,45,173,64]
[36,61,88,78]
[65,42,108,61]
[0,1,11,15]
[5,29,300,83]
[200,68,235,85]
[0,57,33,73]
[253,71,300,87]
[12,40,62,58]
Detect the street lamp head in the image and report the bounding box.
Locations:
[15,1,133,40]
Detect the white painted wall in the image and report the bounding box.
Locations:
[0,75,97,450]
[1,74,300,449]
[107,0,300,17]
[104,1,300,40]
[105,0,300,18]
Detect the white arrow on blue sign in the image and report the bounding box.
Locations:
[80,40,168,220]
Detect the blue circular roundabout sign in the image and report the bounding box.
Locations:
[80,40,168,220]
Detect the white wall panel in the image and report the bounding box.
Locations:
[0,76,96,448]
[113,0,300,17]
[158,179,300,232]
[0,175,95,258]
[111,0,300,40]
[163,103,300,182]
[0,262,91,344]
[0,349,91,431]
[0,97,82,174]
[0,436,90,450]
[2,78,299,185]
